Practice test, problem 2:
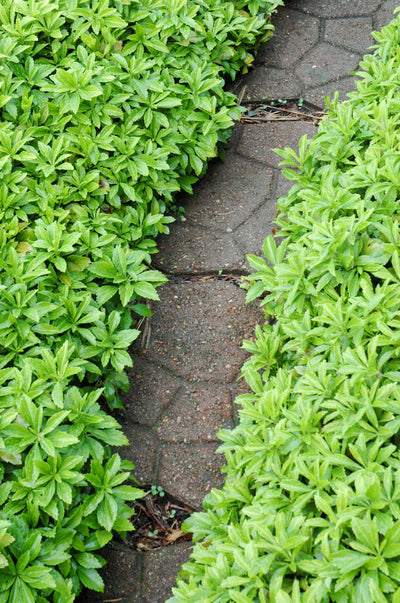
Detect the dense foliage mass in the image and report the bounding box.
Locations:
[0,0,282,600]
[170,11,400,603]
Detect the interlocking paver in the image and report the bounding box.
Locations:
[295,43,361,87]
[141,543,193,603]
[275,170,296,201]
[324,17,375,55]
[255,8,320,69]
[154,224,246,274]
[303,76,358,107]
[158,443,226,508]
[237,122,318,168]
[175,155,274,231]
[234,198,279,258]
[119,424,158,484]
[79,545,142,603]
[243,66,302,101]
[123,358,181,427]
[143,280,263,383]
[156,383,233,443]
[289,0,381,18]
[374,0,399,30]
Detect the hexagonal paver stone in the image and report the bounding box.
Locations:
[236,122,318,169]
[123,358,181,427]
[142,542,193,602]
[154,224,246,274]
[243,66,303,102]
[289,0,381,18]
[158,443,226,508]
[77,545,142,603]
[255,8,320,69]
[275,170,296,201]
[119,424,158,485]
[234,198,280,259]
[303,76,358,108]
[374,0,400,30]
[143,280,263,384]
[295,43,361,88]
[324,17,375,55]
[156,383,233,443]
[176,154,274,231]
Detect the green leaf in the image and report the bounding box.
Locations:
[112,486,145,501]
[97,494,117,531]
[132,281,160,301]
[76,567,104,592]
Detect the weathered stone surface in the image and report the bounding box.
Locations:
[154,225,246,274]
[123,358,181,427]
[119,425,158,485]
[303,76,358,107]
[275,170,296,200]
[144,280,263,383]
[236,122,318,168]
[289,0,381,18]
[156,383,233,443]
[158,443,226,508]
[142,543,192,602]
[243,66,302,102]
[77,546,142,603]
[176,155,273,231]
[255,8,320,69]
[223,121,243,155]
[374,0,399,30]
[295,43,361,87]
[234,199,279,258]
[324,17,374,55]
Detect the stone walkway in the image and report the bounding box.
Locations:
[80,0,399,601]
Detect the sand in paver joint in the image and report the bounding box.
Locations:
[79,0,399,600]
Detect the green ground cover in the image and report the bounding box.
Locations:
[170,10,400,603]
[0,0,282,600]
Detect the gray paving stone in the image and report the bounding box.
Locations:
[156,383,233,443]
[143,280,263,383]
[142,542,192,602]
[243,66,302,101]
[77,545,142,603]
[123,358,181,427]
[324,17,375,55]
[176,155,274,231]
[303,76,358,107]
[289,0,381,18]
[223,121,243,155]
[236,122,318,168]
[275,170,297,200]
[158,443,226,508]
[154,224,246,274]
[374,0,399,30]
[295,43,361,87]
[119,425,158,485]
[234,199,279,259]
[255,8,320,69]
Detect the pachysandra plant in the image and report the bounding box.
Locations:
[0,0,283,600]
[169,9,400,603]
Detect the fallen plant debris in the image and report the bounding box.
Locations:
[126,487,193,552]
[240,99,325,125]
